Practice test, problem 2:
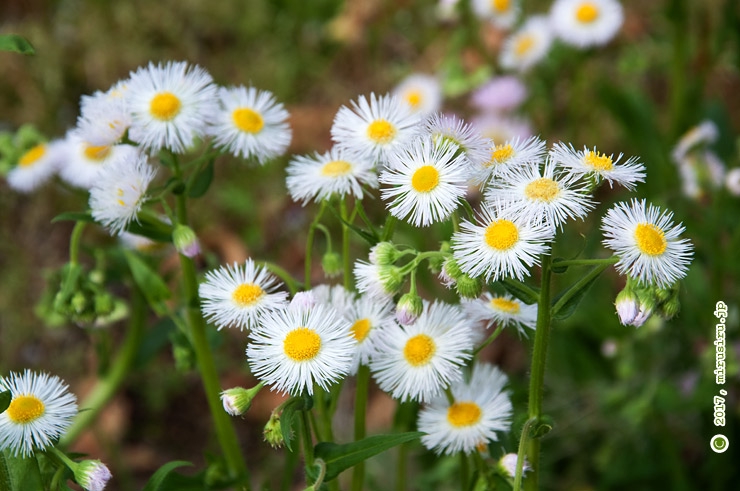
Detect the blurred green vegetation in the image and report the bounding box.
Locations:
[1,0,739,490]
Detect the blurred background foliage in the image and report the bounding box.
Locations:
[1,0,739,489]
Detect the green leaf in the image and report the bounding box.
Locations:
[51,211,95,224]
[550,267,602,321]
[187,159,214,198]
[0,451,43,491]
[0,391,11,414]
[142,461,193,491]
[0,35,35,55]
[500,278,539,305]
[551,257,569,274]
[280,395,313,452]
[325,205,378,245]
[313,432,423,482]
[123,250,171,314]
[125,215,173,243]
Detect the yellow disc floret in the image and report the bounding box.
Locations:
[150,92,182,121]
[447,401,482,427]
[524,178,560,203]
[575,2,600,23]
[405,90,422,108]
[233,108,265,134]
[634,223,667,256]
[351,318,372,342]
[84,144,112,161]
[403,334,436,367]
[411,165,440,192]
[283,327,322,361]
[484,219,519,251]
[7,395,45,424]
[490,144,514,165]
[19,145,46,167]
[515,35,535,57]
[321,160,352,177]
[232,283,265,306]
[584,151,613,171]
[490,296,521,314]
[367,119,397,144]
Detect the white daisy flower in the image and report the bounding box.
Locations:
[58,133,140,189]
[247,304,355,395]
[549,142,646,190]
[550,0,624,48]
[75,84,131,147]
[425,113,491,169]
[451,201,554,282]
[418,362,512,455]
[207,85,291,163]
[286,147,377,204]
[345,293,396,374]
[370,301,473,403]
[199,259,289,330]
[471,135,546,185]
[125,61,217,153]
[471,0,520,29]
[672,120,719,163]
[89,151,156,235]
[601,199,694,287]
[499,16,553,72]
[380,137,470,227]
[0,370,78,457]
[6,140,64,193]
[353,261,404,300]
[486,159,595,230]
[392,74,443,117]
[331,93,421,164]
[463,292,537,336]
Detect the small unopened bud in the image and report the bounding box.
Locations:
[378,265,404,296]
[498,453,530,480]
[659,295,681,320]
[221,383,264,416]
[74,460,112,491]
[264,410,285,448]
[172,224,200,258]
[615,288,640,326]
[71,291,88,314]
[369,241,401,266]
[455,274,483,299]
[395,293,423,325]
[321,251,342,278]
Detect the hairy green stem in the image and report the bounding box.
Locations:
[351,365,371,491]
[305,202,327,289]
[300,410,315,468]
[473,324,505,357]
[551,256,618,268]
[341,198,352,290]
[68,221,87,265]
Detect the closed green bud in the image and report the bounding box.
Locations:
[396,292,423,325]
[264,411,285,448]
[378,265,404,296]
[220,383,264,416]
[369,241,401,266]
[455,273,483,299]
[321,251,342,278]
[73,459,112,491]
[172,224,200,258]
[94,293,114,316]
[71,291,88,314]
[659,296,681,320]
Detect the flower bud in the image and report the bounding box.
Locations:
[395,293,423,325]
[264,410,285,448]
[74,460,112,491]
[221,383,264,416]
[498,453,530,480]
[615,288,640,326]
[321,251,342,278]
[369,241,401,266]
[172,224,200,258]
[378,265,404,296]
[455,273,483,299]
[438,257,462,288]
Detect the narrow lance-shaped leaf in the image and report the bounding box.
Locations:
[142,461,193,491]
[0,392,10,414]
[0,35,35,55]
[123,250,171,315]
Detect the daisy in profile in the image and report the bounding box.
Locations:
[471,0,520,29]
[463,292,537,336]
[452,201,553,282]
[418,362,512,455]
[331,93,421,164]
[247,304,355,395]
[425,113,491,169]
[471,135,546,185]
[345,293,396,373]
[286,147,377,204]
[207,85,291,163]
[550,0,624,48]
[499,16,553,72]
[58,133,140,189]
[486,159,595,230]
[125,61,217,153]
[75,84,131,147]
[549,142,646,190]
[380,137,469,227]
[199,259,289,331]
[370,300,473,402]
[89,151,156,235]
[6,140,64,193]
[392,74,443,117]
[601,199,693,287]
[0,370,78,457]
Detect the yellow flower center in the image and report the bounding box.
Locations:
[447,401,482,427]
[490,296,521,314]
[575,3,600,23]
[283,327,322,361]
[19,145,46,167]
[321,160,352,177]
[83,144,112,161]
[634,223,667,256]
[484,219,519,251]
[489,144,514,166]
[149,92,182,121]
[411,165,440,193]
[366,119,396,144]
[351,318,371,342]
[231,283,265,306]
[7,395,45,424]
[233,108,265,134]
[403,334,436,367]
[584,151,613,171]
[524,177,560,203]
[515,35,535,57]
[491,0,510,12]
[405,90,422,108]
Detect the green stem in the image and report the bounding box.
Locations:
[473,324,505,357]
[341,198,352,290]
[396,442,408,491]
[47,447,77,471]
[300,410,315,467]
[305,202,327,290]
[172,158,249,488]
[521,254,553,491]
[381,215,397,242]
[69,221,87,265]
[459,453,469,491]
[259,260,299,296]
[551,256,619,268]
[351,365,371,491]
[513,418,536,491]
[59,287,146,447]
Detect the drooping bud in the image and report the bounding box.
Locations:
[220,383,264,416]
[455,273,483,299]
[369,241,401,266]
[321,251,342,278]
[263,410,285,448]
[172,224,200,258]
[395,292,424,326]
[74,460,112,491]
